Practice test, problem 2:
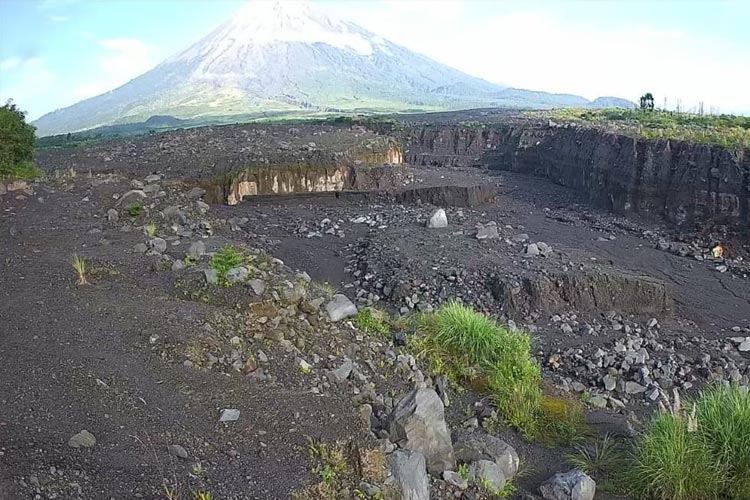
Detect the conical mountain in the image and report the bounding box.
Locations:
[33,1,622,136]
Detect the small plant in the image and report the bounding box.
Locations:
[538,395,588,446]
[145,221,157,237]
[127,202,144,217]
[72,254,88,285]
[566,434,624,477]
[311,281,337,299]
[193,492,213,500]
[210,246,245,285]
[0,160,41,180]
[457,463,470,480]
[357,307,390,336]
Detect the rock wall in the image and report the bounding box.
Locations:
[402,124,750,232]
[206,165,354,205]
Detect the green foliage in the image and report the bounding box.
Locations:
[410,301,542,437]
[566,434,625,477]
[210,246,245,285]
[538,395,588,446]
[0,101,38,180]
[626,385,750,500]
[126,202,144,217]
[357,308,390,336]
[541,108,750,149]
[694,385,750,498]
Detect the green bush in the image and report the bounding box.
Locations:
[627,385,750,500]
[410,301,542,437]
[0,101,38,180]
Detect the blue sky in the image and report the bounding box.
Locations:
[1,0,749,120]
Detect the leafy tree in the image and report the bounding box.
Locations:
[0,100,37,179]
[639,93,655,112]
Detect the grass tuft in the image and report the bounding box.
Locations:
[72,254,88,285]
[538,395,588,446]
[410,301,542,437]
[145,221,157,237]
[357,307,390,336]
[566,434,625,477]
[626,384,750,500]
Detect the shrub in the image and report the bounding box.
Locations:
[626,385,750,500]
[411,301,542,437]
[0,160,40,180]
[210,246,245,284]
[0,101,36,178]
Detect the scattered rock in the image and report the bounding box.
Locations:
[326,359,354,383]
[524,243,540,257]
[116,189,147,206]
[168,444,188,459]
[625,381,647,395]
[738,338,750,352]
[442,470,468,490]
[539,470,596,500]
[249,279,266,296]
[186,187,206,200]
[388,449,429,500]
[149,237,167,253]
[219,409,240,422]
[204,269,219,285]
[476,222,499,240]
[326,294,358,322]
[452,429,519,479]
[106,209,119,223]
[133,242,148,254]
[427,208,448,229]
[588,395,608,409]
[226,266,249,283]
[469,459,506,492]
[144,174,161,183]
[388,388,455,475]
[68,430,96,449]
[187,241,206,260]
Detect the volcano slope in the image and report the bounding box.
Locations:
[2,114,748,500]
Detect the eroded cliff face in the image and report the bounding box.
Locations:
[402,124,750,231]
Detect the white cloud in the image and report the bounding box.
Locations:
[72,38,157,100]
[1,57,22,71]
[48,15,70,22]
[0,58,56,119]
[331,2,749,113]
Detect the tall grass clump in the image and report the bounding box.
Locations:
[410,301,542,437]
[695,385,750,498]
[626,385,750,500]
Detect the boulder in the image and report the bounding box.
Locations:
[539,470,596,500]
[186,187,206,200]
[427,208,448,229]
[163,205,188,224]
[469,459,505,492]
[187,241,206,260]
[388,449,429,500]
[68,430,96,448]
[524,243,540,257]
[388,388,455,475]
[106,208,119,223]
[326,294,358,322]
[476,222,499,240]
[452,429,519,479]
[226,266,249,284]
[116,189,147,206]
[149,237,167,253]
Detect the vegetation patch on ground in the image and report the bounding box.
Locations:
[537,108,750,149]
[626,385,750,500]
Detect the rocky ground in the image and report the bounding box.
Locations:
[3,127,749,500]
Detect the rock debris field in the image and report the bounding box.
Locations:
[2,118,749,500]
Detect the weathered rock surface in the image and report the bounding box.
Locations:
[452,429,519,479]
[388,388,455,475]
[539,469,596,500]
[326,294,358,322]
[388,449,429,500]
[427,208,448,229]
